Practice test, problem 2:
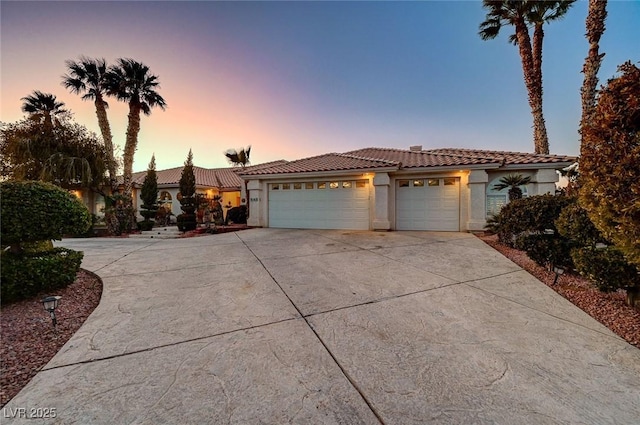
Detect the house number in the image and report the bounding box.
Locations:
[250,197,259,202]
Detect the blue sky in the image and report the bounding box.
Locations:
[1,1,638,172]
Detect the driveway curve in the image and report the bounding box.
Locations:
[4,229,639,424]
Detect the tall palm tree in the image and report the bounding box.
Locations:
[106,58,166,229]
[580,0,607,157]
[21,91,67,132]
[493,173,531,200]
[224,146,251,168]
[479,1,574,155]
[62,56,117,192]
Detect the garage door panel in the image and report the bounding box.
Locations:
[396,178,460,231]
[269,181,370,230]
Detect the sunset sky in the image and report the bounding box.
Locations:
[1,1,638,172]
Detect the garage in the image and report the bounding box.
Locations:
[396,177,460,231]
[268,180,370,230]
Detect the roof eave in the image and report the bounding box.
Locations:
[500,161,575,170]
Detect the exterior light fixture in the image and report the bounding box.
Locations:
[595,243,608,250]
[552,266,565,285]
[41,296,61,327]
[544,229,555,235]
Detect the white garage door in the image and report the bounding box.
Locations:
[396,177,460,231]
[269,180,370,230]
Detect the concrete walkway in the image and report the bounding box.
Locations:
[4,229,639,424]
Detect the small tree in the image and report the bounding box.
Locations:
[492,173,532,200]
[579,61,640,266]
[139,154,158,230]
[177,149,197,231]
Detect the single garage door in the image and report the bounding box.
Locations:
[396,177,460,231]
[269,180,370,230]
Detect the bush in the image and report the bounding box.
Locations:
[571,247,640,293]
[516,233,573,269]
[580,62,640,266]
[137,220,154,231]
[486,194,572,247]
[1,181,91,250]
[1,248,83,304]
[177,213,197,231]
[556,202,604,247]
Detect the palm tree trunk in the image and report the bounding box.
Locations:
[532,23,549,155]
[94,97,120,235]
[122,103,141,231]
[515,17,549,155]
[94,97,117,192]
[580,0,607,157]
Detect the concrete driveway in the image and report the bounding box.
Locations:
[4,229,640,424]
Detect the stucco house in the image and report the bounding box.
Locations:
[77,161,286,219]
[239,146,575,232]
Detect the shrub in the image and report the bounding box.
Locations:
[1,181,91,251]
[177,214,197,231]
[137,220,154,231]
[556,202,604,247]
[580,61,640,266]
[485,194,572,247]
[1,248,83,304]
[139,155,158,224]
[516,233,573,269]
[571,247,640,293]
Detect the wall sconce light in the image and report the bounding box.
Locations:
[41,296,61,327]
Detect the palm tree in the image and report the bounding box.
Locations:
[493,173,531,200]
[106,58,166,229]
[21,91,67,132]
[224,146,251,168]
[580,0,607,156]
[479,1,574,155]
[62,56,117,193]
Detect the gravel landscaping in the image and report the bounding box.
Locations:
[0,269,102,407]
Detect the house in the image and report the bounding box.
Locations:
[77,160,287,219]
[238,146,576,232]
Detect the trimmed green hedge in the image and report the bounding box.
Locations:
[571,247,640,293]
[1,181,90,247]
[1,248,83,304]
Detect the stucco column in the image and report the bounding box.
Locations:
[467,169,488,232]
[372,172,391,230]
[246,180,264,227]
[532,168,559,195]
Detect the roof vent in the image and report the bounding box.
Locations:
[409,145,423,152]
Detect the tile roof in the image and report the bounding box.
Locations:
[124,160,289,189]
[239,147,576,176]
[238,153,399,176]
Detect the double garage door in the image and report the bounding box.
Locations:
[268,180,370,230]
[267,177,460,231]
[396,177,460,231]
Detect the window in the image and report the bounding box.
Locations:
[356,180,367,188]
[413,180,424,187]
[318,182,326,189]
[329,181,339,189]
[342,181,352,189]
[305,182,314,189]
[282,183,290,190]
[444,178,456,186]
[428,179,439,186]
[293,183,302,190]
[399,180,410,187]
[271,184,280,190]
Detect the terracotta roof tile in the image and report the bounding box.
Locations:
[238,147,576,176]
[239,153,398,176]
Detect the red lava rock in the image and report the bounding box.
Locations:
[0,269,102,407]
[478,234,640,349]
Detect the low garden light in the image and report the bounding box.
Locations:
[552,266,565,285]
[41,296,61,327]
